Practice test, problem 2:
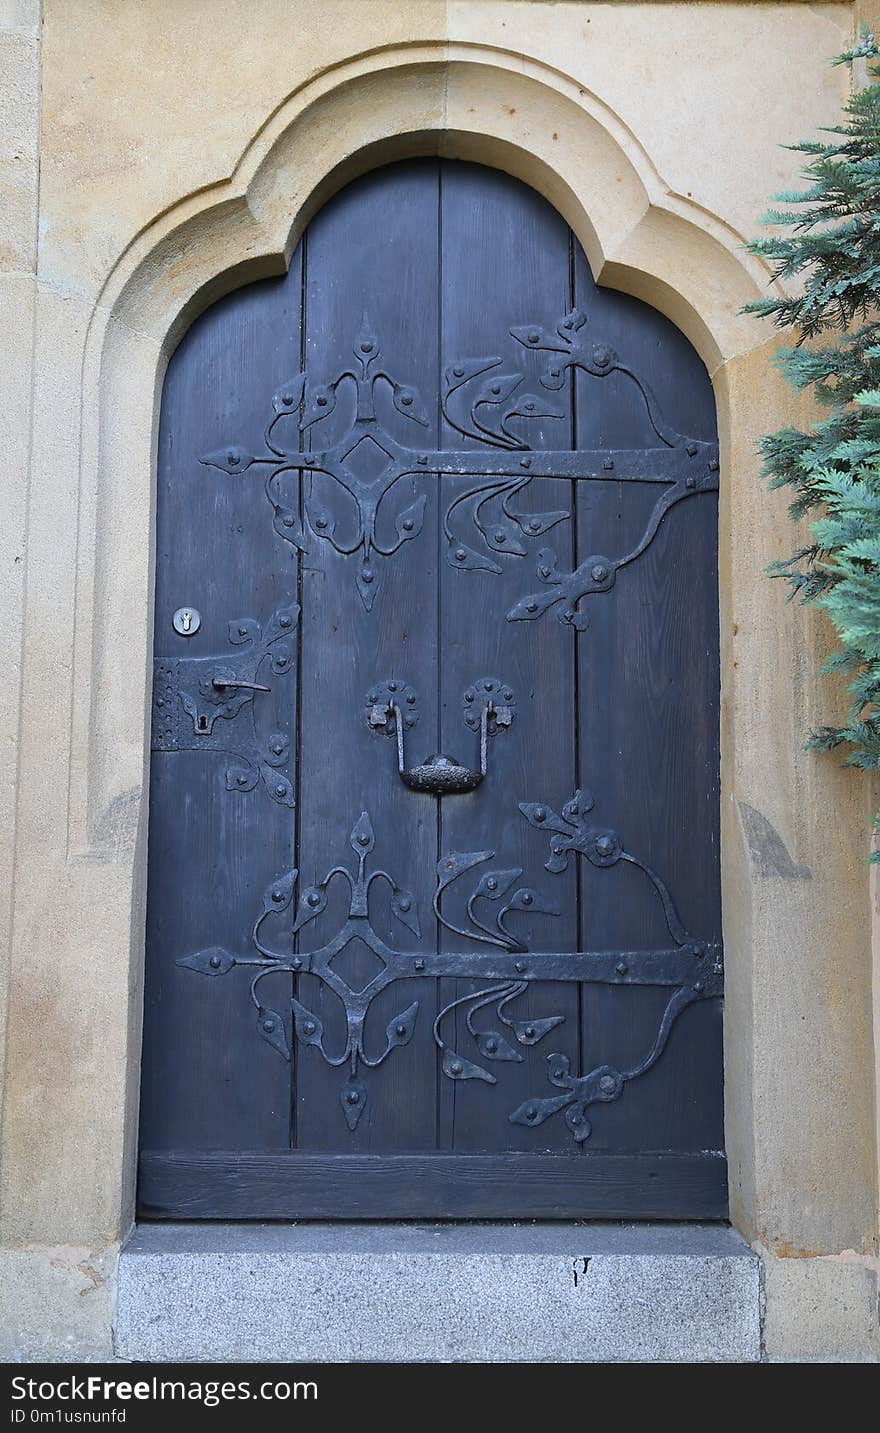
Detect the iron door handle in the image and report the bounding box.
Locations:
[211,678,272,693]
[367,677,516,796]
[395,703,488,794]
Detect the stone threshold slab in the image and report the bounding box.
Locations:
[116,1222,761,1363]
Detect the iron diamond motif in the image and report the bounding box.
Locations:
[176,791,721,1138]
[201,307,718,619]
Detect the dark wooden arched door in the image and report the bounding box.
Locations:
[139,160,724,1218]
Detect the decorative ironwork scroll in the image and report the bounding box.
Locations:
[200,308,718,619]
[177,791,722,1139]
[151,603,298,806]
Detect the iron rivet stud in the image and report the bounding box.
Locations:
[316,394,328,407]
[388,681,398,692]
[418,455,428,465]
[528,330,540,343]
[209,954,223,969]
[603,458,614,470]
[534,807,546,822]
[453,365,464,378]
[616,962,627,976]
[227,452,237,465]
[596,835,614,856]
[486,877,498,891]
[398,895,411,912]
[485,681,494,691]
[361,341,373,353]
[271,888,285,902]
[599,1074,616,1093]
[306,892,321,908]
[292,957,302,970]
[693,944,704,959]
[527,601,538,613]
[315,516,327,529]
[503,689,513,701]
[280,614,292,627]
[491,383,501,395]
[415,958,426,971]
[282,515,295,527]
[361,569,374,584]
[347,1088,360,1103]
[358,833,370,846]
[262,1019,276,1033]
[521,457,532,469]
[238,625,248,635]
[401,394,413,406]
[538,564,550,578]
[494,531,507,543]
[550,367,561,378]
[303,1021,316,1035]
[563,318,574,330]
[570,1111,583,1125]
[708,457,719,471]
[395,1024,408,1038]
[450,1062,462,1076]
[464,690,474,702]
[693,980,705,993]
[402,518,414,531]
[524,1026,536,1040]
[274,783,287,798]
[521,891,534,906]
[687,442,698,457]
[282,394,293,406]
[515,960,526,974]
[272,743,284,755]
[563,608,574,621]
[486,1038,498,1053]
[686,476,695,489]
[526,1106,538,1120]
[455,548,467,562]
[591,564,608,582]
[237,774,248,786]
[406,692,416,704]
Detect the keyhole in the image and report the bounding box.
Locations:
[173,605,201,637]
[197,715,208,732]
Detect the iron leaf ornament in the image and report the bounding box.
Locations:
[200,309,717,618]
[177,792,721,1139]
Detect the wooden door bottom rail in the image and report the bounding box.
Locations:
[138,1150,728,1220]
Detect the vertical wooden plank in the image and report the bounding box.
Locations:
[573,252,723,1156]
[294,160,441,1152]
[141,257,301,1154]
[438,162,580,1153]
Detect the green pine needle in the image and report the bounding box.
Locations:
[743,24,880,854]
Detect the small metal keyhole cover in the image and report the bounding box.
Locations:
[172,606,201,637]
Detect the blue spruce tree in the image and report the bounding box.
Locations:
[745,26,880,854]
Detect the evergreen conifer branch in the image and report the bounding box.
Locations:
[744,25,880,854]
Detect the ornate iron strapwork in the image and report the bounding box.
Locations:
[151,603,298,806]
[176,791,722,1140]
[200,308,718,622]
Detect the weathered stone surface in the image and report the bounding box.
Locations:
[762,1249,880,1363]
[116,1224,761,1364]
[0,1245,116,1363]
